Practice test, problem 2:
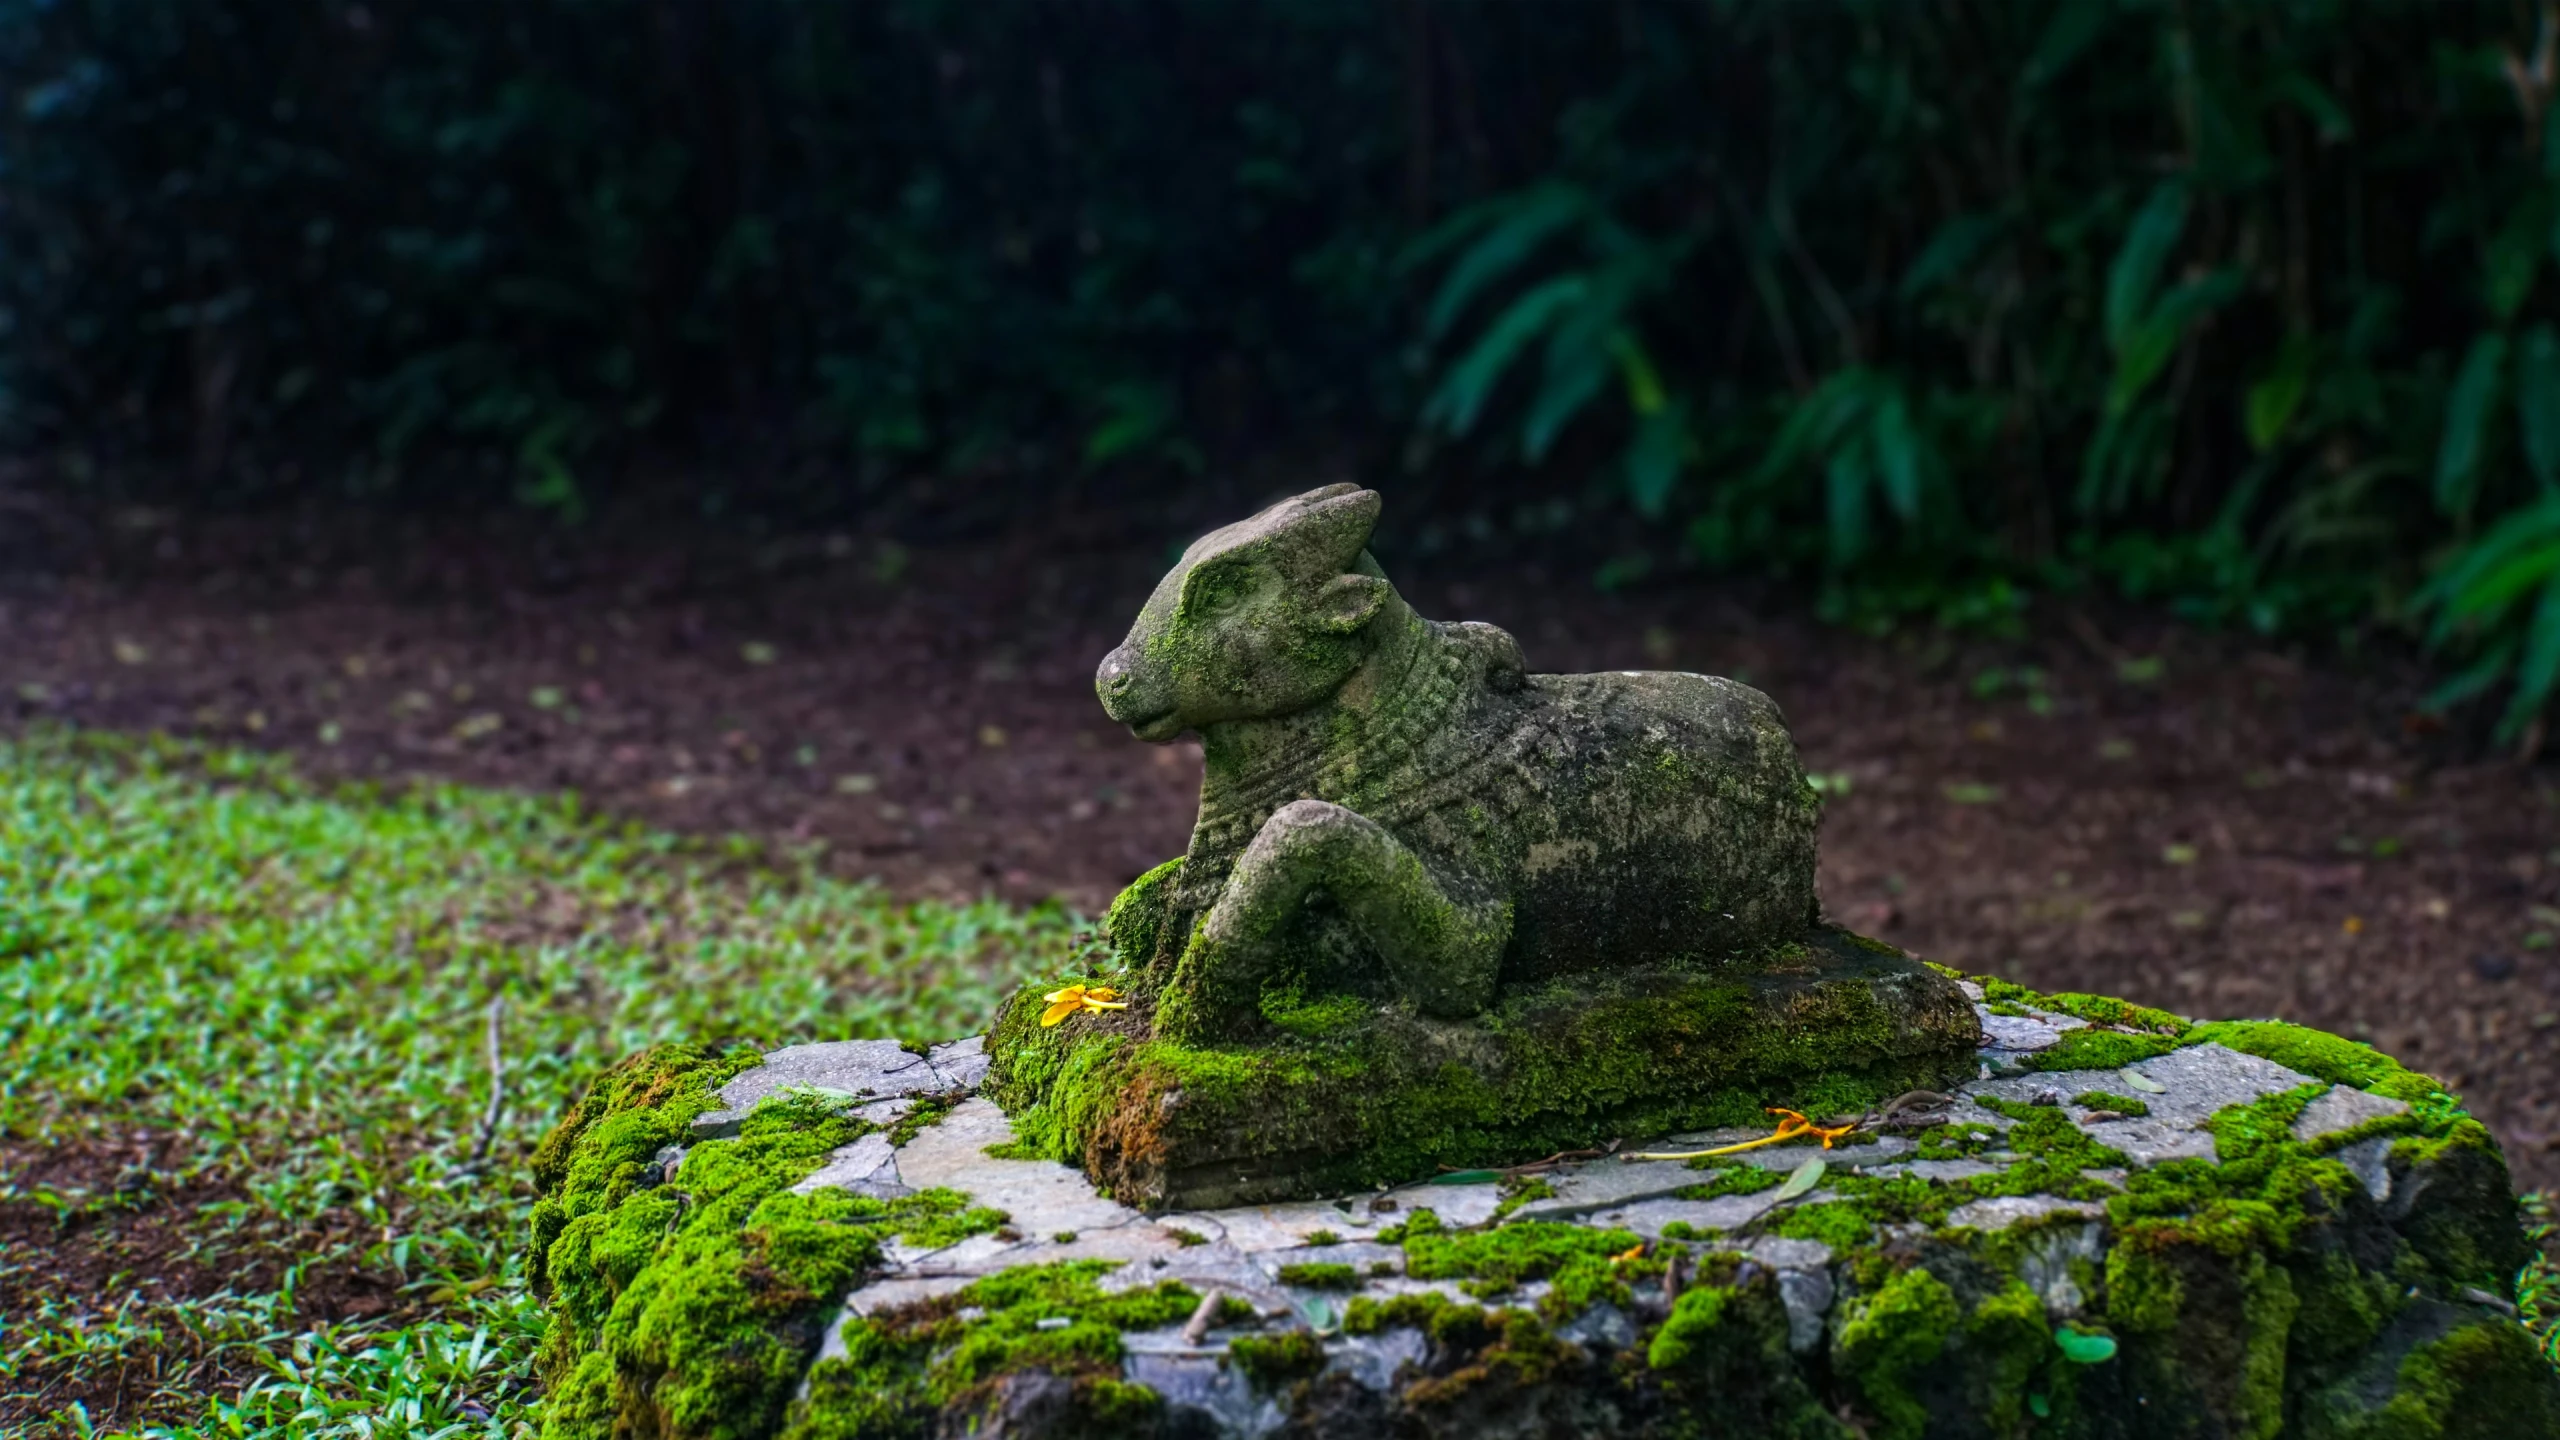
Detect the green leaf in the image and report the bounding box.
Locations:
[2273,72,2353,143]
[2519,326,2560,491]
[2055,1325,2119,1364]
[2020,0,2110,89]
[2106,181,2190,351]
[2500,577,2560,741]
[1429,1169,1501,1186]
[2455,540,2560,622]
[2108,270,2243,413]
[2488,188,2553,322]
[1769,1155,1826,1204]
[1869,385,1925,521]
[2119,1068,2166,1095]
[1900,211,2009,298]
[1420,185,1589,344]
[1625,404,1687,518]
[1421,274,1588,437]
[2436,331,2510,516]
[2422,639,2518,711]
[1521,329,1613,464]
[2245,335,2314,453]
[1825,444,1874,565]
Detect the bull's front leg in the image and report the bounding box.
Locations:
[1154,800,1511,1043]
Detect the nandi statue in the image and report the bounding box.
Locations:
[989,485,1975,1208]
[1092,484,1817,1041]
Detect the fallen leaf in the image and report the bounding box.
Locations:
[1768,1156,1826,1204]
[2119,1068,2166,1094]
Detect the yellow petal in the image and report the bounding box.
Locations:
[1084,998,1131,1011]
[1043,985,1085,1005]
[1039,1000,1081,1027]
[1086,986,1121,1003]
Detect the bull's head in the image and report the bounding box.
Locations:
[1096,484,1397,742]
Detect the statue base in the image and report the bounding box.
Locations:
[983,926,1982,1210]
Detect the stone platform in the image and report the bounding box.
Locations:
[984,926,1983,1211]
[527,978,2560,1440]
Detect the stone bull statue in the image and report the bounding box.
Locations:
[1093,483,1820,1043]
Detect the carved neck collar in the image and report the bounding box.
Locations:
[1182,614,1467,873]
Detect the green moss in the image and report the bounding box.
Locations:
[2304,1317,2560,1439]
[1492,1174,1558,1218]
[1765,1201,1874,1250]
[529,1053,1009,1440]
[886,1091,961,1148]
[1834,1266,1960,1440]
[791,1260,1197,1438]
[1395,1217,1670,1325]
[1101,857,1183,971]
[986,926,1977,1209]
[1276,1261,1361,1289]
[1676,1159,1788,1200]
[1912,1122,2000,1160]
[1343,1289,1478,1340]
[2071,1089,2152,1116]
[1963,1280,2058,1434]
[1644,1271,1847,1438]
[2023,1026,2180,1071]
[1227,1330,1328,1389]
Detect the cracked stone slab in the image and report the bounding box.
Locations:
[791,1133,905,1197]
[1587,1190,1782,1238]
[888,1097,1146,1238]
[1975,1011,2074,1051]
[695,1039,958,1136]
[1944,1193,2105,1231]
[2294,1084,2411,1142]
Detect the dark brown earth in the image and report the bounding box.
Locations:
[4,497,2557,1197]
[0,1135,406,1427]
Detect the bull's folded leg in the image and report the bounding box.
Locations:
[1154,799,1511,1043]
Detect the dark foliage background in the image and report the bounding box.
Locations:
[8,0,2560,737]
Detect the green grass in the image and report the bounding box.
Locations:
[0,727,1078,1438]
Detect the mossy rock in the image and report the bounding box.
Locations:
[527,976,2560,1439]
[985,924,1980,1209]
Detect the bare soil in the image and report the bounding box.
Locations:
[0,1135,405,1428]
[3,500,2556,1192]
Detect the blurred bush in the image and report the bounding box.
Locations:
[5,0,2560,737]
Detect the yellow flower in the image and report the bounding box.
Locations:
[1038,984,1129,1027]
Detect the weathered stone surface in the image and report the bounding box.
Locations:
[692,1037,972,1136]
[528,990,2560,1440]
[992,923,1982,1210]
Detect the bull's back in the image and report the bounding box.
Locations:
[1494,669,1819,981]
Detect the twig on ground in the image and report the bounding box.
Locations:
[1181,1287,1224,1347]
[449,996,506,1178]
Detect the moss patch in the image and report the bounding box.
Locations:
[986,924,1978,1209]
[789,1260,1196,1437]
[529,1048,1006,1440]
[1275,1261,1361,1290]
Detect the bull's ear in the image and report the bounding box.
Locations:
[1274,488,1381,580]
[1312,573,1390,634]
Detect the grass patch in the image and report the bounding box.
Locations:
[0,727,1074,1437]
